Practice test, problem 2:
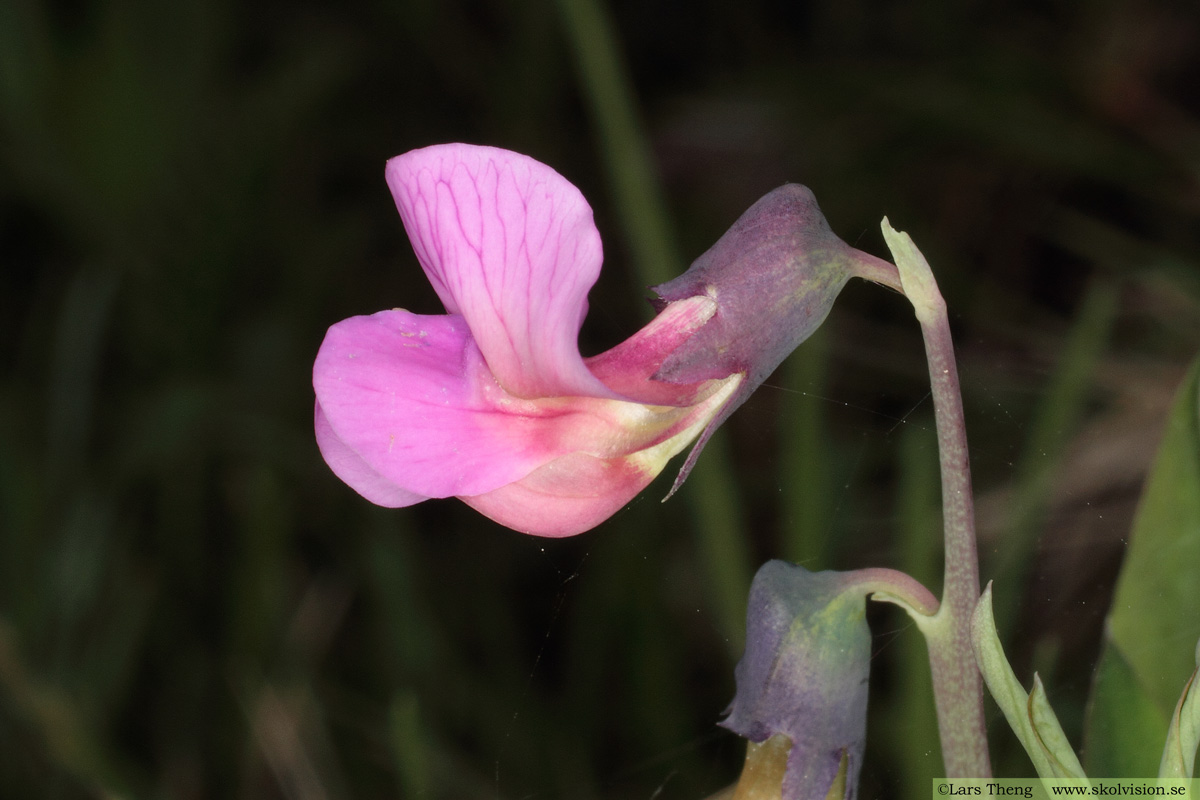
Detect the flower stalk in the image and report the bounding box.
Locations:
[882,220,991,778]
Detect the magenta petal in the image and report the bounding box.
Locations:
[386,143,613,400]
[313,309,576,498]
[586,295,719,406]
[315,402,428,507]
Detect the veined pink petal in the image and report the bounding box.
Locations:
[386,143,614,400]
[314,403,428,507]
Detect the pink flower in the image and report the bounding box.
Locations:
[313,143,742,537]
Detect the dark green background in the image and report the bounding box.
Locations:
[2,0,1198,797]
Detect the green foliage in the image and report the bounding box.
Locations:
[1084,645,1169,778]
[1086,358,1200,777]
[1109,359,1200,712]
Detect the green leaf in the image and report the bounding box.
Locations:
[1085,356,1200,775]
[972,584,1088,780]
[1108,356,1200,710]
[1084,643,1169,777]
[1159,639,1200,778]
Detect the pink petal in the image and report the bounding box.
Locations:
[461,452,654,538]
[386,143,613,400]
[314,309,575,498]
[462,373,745,537]
[314,402,428,507]
[585,295,719,406]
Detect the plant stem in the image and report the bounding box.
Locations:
[853,567,940,618]
[882,221,991,778]
[920,300,991,777]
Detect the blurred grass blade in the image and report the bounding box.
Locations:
[882,422,944,800]
[553,0,679,288]
[390,692,430,797]
[0,621,135,798]
[688,447,754,655]
[0,0,50,120]
[246,684,333,800]
[779,327,831,565]
[993,280,1118,630]
[1051,209,1200,304]
[46,268,120,491]
[555,0,750,654]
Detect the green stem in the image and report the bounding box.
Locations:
[882,221,991,778]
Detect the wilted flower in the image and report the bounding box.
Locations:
[722,561,873,800]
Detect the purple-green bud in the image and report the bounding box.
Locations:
[722,560,872,800]
[653,185,898,495]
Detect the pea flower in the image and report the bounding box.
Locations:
[313,144,899,537]
[314,143,741,537]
